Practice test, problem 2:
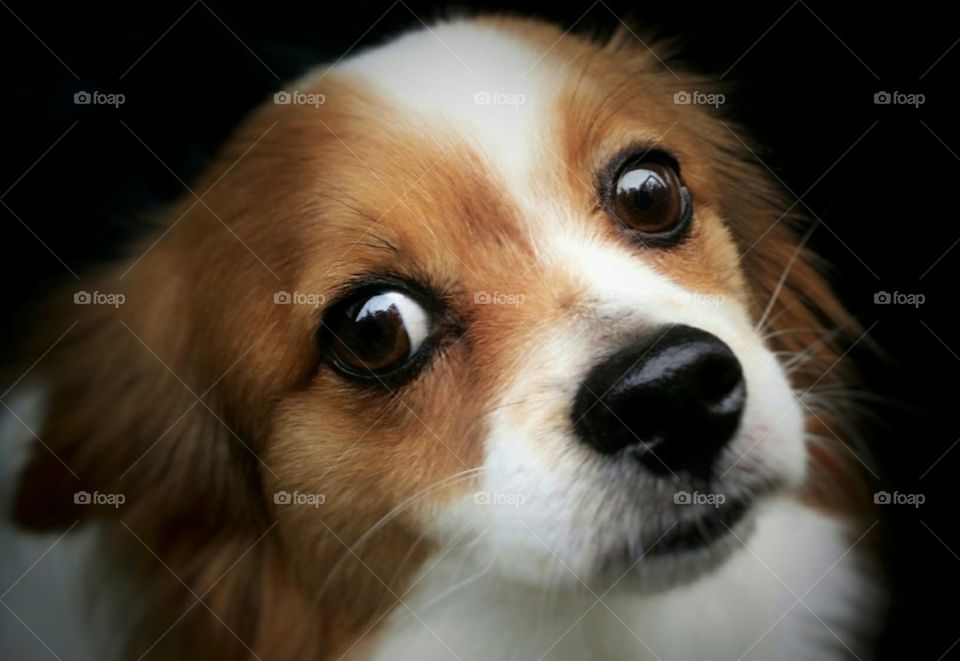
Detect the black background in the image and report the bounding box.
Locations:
[1,1,957,658]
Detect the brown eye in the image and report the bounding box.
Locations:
[607,159,691,241]
[324,291,430,377]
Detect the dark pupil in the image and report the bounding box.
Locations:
[620,169,666,213]
[611,161,683,234]
[335,299,410,371]
[356,305,397,351]
[356,304,406,355]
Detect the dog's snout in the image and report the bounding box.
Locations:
[572,324,746,476]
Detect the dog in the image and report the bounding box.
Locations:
[4,15,882,661]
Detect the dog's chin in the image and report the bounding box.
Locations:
[583,463,792,593]
[591,497,758,594]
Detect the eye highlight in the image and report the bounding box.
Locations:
[601,150,692,245]
[321,289,432,381]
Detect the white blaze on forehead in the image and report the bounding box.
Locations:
[332,20,565,186]
[323,21,806,496]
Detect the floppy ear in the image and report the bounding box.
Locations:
[5,185,324,656]
[10,254,265,532]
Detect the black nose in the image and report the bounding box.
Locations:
[572,325,746,477]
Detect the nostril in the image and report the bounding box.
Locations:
[696,350,745,408]
[572,325,747,476]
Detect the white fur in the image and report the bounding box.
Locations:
[331,20,562,192]
[369,499,877,661]
[333,19,878,660]
[3,18,880,661]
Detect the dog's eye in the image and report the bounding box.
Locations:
[606,158,691,243]
[324,291,430,378]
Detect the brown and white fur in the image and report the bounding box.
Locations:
[4,15,882,661]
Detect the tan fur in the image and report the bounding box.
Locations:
[9,16,872,660]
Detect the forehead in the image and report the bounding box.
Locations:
[270,19,738,298]
[323,19,688,195]
[335,20,556,186]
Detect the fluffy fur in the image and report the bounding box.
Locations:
[5,16,881,661]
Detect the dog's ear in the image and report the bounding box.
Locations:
[10,253,266,532]
[4,141,318,654]
[9,107,299,534]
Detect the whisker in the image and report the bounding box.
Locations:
[754,222,819,335]
[411,527,498,613]
[801,387,902,406]
[778,323,852,374]
[315,467,486,601]
[380,523,481,620]
[479,393,560,417]
[761,326,823,342]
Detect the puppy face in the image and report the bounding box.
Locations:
[259,19,812,589]
[13,16,856,654]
